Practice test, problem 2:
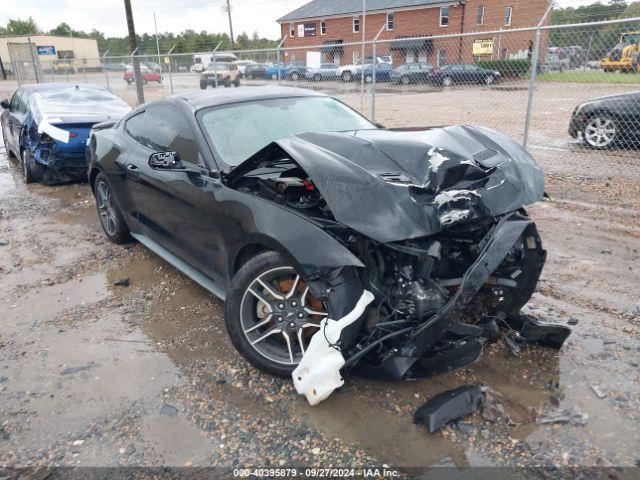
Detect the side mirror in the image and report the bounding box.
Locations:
[375,122,385,129]
[149,151,184,170]
[0,99,9,109]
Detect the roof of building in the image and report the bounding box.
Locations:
[278,0,449,22]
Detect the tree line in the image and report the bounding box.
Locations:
[1,0,640,58]
[550,1,640,60]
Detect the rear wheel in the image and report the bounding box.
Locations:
[94,173,130,244]
[291,72,299,81]
[442,76,453,87]
[22,150,42,184]
[364,74,373,83]
[400,75,410,85]
[484,74,495,85]
[225,251,327,377]
[342,71,352,82]
[583,114,618,149]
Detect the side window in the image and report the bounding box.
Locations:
[126,107,201,166]
[9,90,23,112]
[17,91,29,114]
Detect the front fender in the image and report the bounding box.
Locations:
[219,187,364,282]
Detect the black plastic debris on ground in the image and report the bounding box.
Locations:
[413,385,483,433]
[114,277,131,287]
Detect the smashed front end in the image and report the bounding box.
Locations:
[22,86,131,184]
[225,125,570,405]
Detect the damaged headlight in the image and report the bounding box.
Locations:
[39,132,54,144]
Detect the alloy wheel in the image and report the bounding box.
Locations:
[96,180,118,236]
[485,75,495,85]
[584,116,616,148]
[239,266,327,365]
[443,76,452,87]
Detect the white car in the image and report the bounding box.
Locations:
[337,63,363,82]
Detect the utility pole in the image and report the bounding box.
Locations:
[124,0,145,104]
[223,0,235,50]
[154,12,162,73]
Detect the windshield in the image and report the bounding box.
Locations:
[199,96,375,167]
[207,63,230,71]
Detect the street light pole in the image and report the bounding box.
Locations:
[124,0,144,104]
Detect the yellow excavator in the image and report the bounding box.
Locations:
[601,32,640,72]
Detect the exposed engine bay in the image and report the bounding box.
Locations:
[225,125,570,405]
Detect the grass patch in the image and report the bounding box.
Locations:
[538,71,640,84]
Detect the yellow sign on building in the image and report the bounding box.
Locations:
[473,39,494,57]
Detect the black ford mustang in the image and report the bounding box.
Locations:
[88,87,567,403]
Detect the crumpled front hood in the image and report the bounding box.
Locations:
[234,125,545,243]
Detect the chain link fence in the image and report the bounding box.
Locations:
[6,16,640,164]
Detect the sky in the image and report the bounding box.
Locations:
[0,0,619,40]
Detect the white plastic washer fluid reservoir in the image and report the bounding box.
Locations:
[292,290,375,406]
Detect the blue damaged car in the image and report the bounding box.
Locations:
[1,83,130,184]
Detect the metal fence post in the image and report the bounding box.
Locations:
[213,41,222,88]
[276,35,288,85]
[523,5,552,149]
[28,39,40,83]
[371,25,386,123]
[371,41,377,122]
[167,45,176,94]
[82,60,87,83]
[102,51,110,89]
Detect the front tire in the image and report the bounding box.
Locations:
[442,76,453,87]
[3,135,15,158]
[583,114,618,149]
[341,71,352,82]
[290,72,299,81]
[400,75,410,85]
[225,251,327,377]
[484,74,495,85]
[94,173,131,244]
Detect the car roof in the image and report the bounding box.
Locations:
[173,86,327,110]
[20,83,107,95]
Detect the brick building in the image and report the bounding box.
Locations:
[277,0,550,67]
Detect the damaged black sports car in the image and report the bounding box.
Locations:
[88,87,567,405]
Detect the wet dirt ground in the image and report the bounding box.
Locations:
[1,85,640,476]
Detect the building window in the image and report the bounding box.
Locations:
[438,49,446,66]
[440,7,449,27]
[477,5,484,25]
[289,22,295,37]
[321,20,326,35]
[504,7,512,26]
[353,16,360,33]
[387,12,395,30]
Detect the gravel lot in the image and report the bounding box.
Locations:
[0,77,639,475]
